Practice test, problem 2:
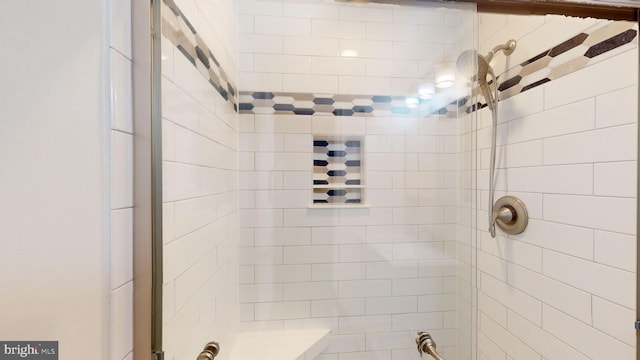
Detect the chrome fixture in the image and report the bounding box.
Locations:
[197,341,220,360]
[457,40,528,238]
[416,332,444,360]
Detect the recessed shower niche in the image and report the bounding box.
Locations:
[311,136,366,207]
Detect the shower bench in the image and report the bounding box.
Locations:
[229,329,330,360]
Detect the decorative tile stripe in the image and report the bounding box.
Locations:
[313,138,363,205]
[494,21,637,102]
[240,21,636,117]
[162,0,238,111]
[239,92,462,118]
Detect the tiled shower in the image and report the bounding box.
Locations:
[159,1,638,360]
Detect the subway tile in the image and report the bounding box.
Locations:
[253,54,311,74]
[392,207,445,225]
[339,279,392,298]
[596,85,638,128]
[284,281,338,300]
[239,283,283,303]
[312,116,367,135]
[480,313,541,360]
[312,19,366,39]
[239,72,283,92]
[340,6,392,22]
[254,152,310,171]
[255,114,312,134]
[365,331,416,351]
[111,131,133,209]
[255,227,311,247]
[254,301,311,320]
[507,164,593,195]
[393,242,445,261]
[312,226,366,245]
[594,161,636,197]
[507,310,590,360]
[543,194,636,234]
[417,293,456,312]
[239,246,283,266]
[239,34,283,54]
[324,333,366,353]
[594,230,636,272]
[544,49,637,109]
[511,219,594,260]
[255,16,311,36]
[338,208,394,226]
[283,3,339,19]
[477,250,508,282]
[283,171,312,189]
[366,22,420,42]
[543,249,635,308]
[592,296,635,346]
[110,51,133,133]
[365,296,417,315]
[284,209,340,227]
[503,140,543,168]
[393,277,443,296]
[254,189,309,208]
[543,305,634,359]
[312,263,366,281]
[111,208,133,289]
[111,282,133,360]
[239,171,284,190]
[283,74,339,93]
[508,263,592,323]
[543,125,636,165]
[480,273,542,326]
[338,76,393,95]
[238,0,283,16]
[283,134,312,153]
[507,98,595,144]
[339,315,392,334]
[174,250,217,310]
[368,59,418,78]
[312,298,365,318]
[254,264,311,283]
[111,0,132,58]
[477,331,507,360]
[284,37,340,57]
[339,244,393,262]
[366,261,419,279]
[339,39,393,59]
[239,209,283,228]
[284,245,339,264]
[311,57,366,76]
[478,291,507,328]
[391,312,443,331]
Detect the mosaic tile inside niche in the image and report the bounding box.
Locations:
[239,91,463,118]
[161,0,238,111]
[313,138,363,205]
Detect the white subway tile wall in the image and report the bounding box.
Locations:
[162,0,240,359]
[476,14,637,360]
[110,0,134,358]
[238,1,476,359]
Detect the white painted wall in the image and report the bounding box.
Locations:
[0,1,116,360]
[475,14,638,360]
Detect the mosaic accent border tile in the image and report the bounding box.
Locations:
[162,0,238,111]
[239,92,462,118]
[313,137,363,205]
[239,21,637,117]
